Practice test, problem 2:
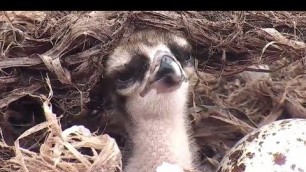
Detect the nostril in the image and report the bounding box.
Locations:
[155,55,177,78]
[161,55,174,63]
[160,55,175,71]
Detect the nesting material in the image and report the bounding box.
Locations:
[1,11,306,172]
[0,77,122,172]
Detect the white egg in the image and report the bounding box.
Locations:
[156,162,184,172]
[217,119,306,172]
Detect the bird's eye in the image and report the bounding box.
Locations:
[185,54,192,62]
[117,72,134,83]
[116,71,134,89]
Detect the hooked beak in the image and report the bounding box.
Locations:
[140,51,187,97]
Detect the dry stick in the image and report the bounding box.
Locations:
[44,74,92,169]
[12,74,62,171]
[14,121,51,172]
[13,75,56,172]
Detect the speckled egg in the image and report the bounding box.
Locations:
[217,119,306,172]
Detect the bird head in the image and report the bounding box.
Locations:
[105,30,195,121]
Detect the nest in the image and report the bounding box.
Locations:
[0,11,306,172]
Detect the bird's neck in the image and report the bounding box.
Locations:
[125,111,194,172]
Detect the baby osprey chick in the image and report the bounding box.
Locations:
[104,29,196,172]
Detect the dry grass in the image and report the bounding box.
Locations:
[0,76,121,172]
[0,11,306,172]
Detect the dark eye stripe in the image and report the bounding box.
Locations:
[113,54,150,89]
[168,43,193,66]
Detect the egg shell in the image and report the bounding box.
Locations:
[217,119,306,172]
[156,162,184,172]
